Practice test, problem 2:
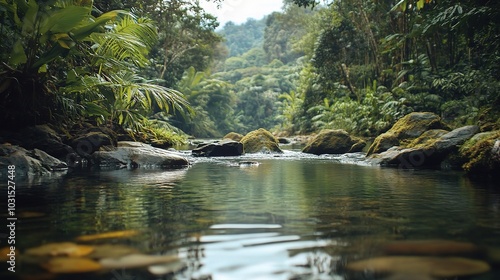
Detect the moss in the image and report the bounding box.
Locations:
[389,112,447,139]
[350,136,367,152]
[223,132,244,142]
[407,129,449,149]
[460,130,500,175]
[303,129,365,155]
[478,105,500,132]
[366,112,447,156]
[240,128,282,153]
[366,132,399,156]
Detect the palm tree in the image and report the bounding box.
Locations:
[1,0,192,133]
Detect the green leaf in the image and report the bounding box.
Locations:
[32,44,68,69]
[53,33,75,49]
[9,39,27,66]
[40,6,92,34]
[71,10,123,40]
[21,0,39,35]
[417,0,425,10]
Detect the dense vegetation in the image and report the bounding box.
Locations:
[1,0,499,142]
[211,0,500,137]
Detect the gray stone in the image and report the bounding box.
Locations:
[368,126,480,169]
[0,144,68,177]
[92,141,189,169]
[367,112,447,155]
[192,139,244,157]
[71,131,114,157]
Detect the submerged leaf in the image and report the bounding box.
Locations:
[347,256,490,277]
[383,240,481,256]
[100,254,179,269]
[75,230,139,241]
[87,244,140,259]
[0,247,18,261]
[25,242,94,257]
[41,257,102,273]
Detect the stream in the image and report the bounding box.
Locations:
[1,148,499,279]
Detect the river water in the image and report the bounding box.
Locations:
[1,149,500,279]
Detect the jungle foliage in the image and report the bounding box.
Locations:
[1,0,499,141]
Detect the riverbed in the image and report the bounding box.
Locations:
[1,150,499,279]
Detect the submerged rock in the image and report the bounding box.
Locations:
[367,112,447,155]
[192,139,244,157]
[240,128,283,154]
[302,129,366,155]
[92,141,188,169]
[0,144,68,177]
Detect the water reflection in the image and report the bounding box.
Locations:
[1,157,499,280]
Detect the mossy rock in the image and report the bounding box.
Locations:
[407,129,450,149]
[240,128,283,154]
[478,105,500,132]
[389,112,446,139]
[367,112,447,155]
[302,129,366,155]
[366,132,400,156]
[459,130,500,176]
[223,132,244,142]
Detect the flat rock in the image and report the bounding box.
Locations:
[92,141,188,168]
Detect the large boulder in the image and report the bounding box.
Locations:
[459,130,500,176]
[5,125,76,161]
[92,141,189,169]
[192,139,244,157]
[71,131,114,157]
[223,132,244,142]
[0,144,68,177]
[240,128,283,154]
[367,112,447,155]
[368,125,479,168]
[302,129,366,155]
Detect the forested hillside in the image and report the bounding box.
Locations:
[1,0,498,141]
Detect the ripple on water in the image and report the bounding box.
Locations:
[178,223,340,280]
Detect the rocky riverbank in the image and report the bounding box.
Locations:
[0,123,188,178]
[1,112,499,179]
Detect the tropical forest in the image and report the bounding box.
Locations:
[0,0,500,279]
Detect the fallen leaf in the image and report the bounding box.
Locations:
[25,242,94,257]
[41,257,102,273]
[75,230,139,242]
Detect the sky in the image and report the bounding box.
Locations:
[199,0,284,26]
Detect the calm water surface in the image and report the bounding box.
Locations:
[2,151,500,279]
